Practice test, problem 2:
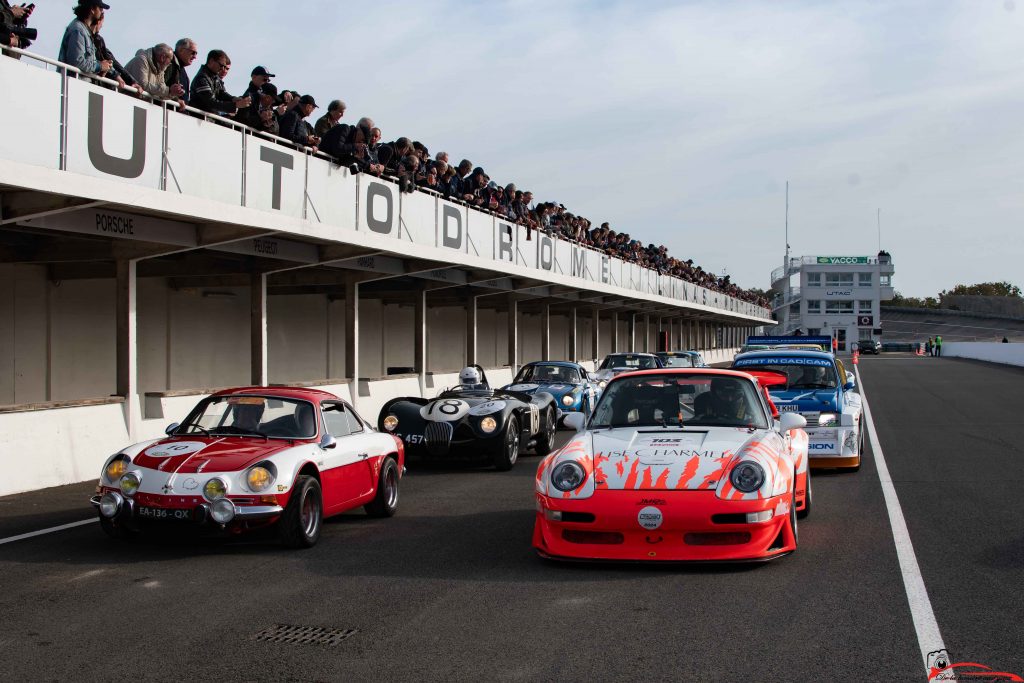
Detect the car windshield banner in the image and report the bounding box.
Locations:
[735,357,834,367]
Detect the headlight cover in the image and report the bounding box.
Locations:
[561,394,576,407]
[203,477,228,501]
[105,455,130,483]
[246,465,275,492]
[551,461,586,492]
[382,415,399,432]
[817,412,837,427]
[730,462,765,493]
[119,472,140,497]
[479,416,497,433]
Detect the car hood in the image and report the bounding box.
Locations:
[768,388,840,412]
[503,382,579,398]
[131,436,298,474]
[590,428,770,491]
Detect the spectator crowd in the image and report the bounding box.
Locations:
[3,0,769,310]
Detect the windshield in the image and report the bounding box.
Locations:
[591,373,769,429]
[660,355,695,368]
[514,364,582,384]
[599,354,662,370]
[733,358,839,390]
[178,395,318,439]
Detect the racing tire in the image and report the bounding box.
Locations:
[797,471,812,519]
[364,457,400,518]
[99,515,138,541]
[533,408,557,457]
[493,415,520,471]
[279,475,322,549]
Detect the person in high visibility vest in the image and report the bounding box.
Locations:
[935,335,942,357]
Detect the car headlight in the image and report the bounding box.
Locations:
[598,380,607,389]
[105,456,130,483]
[817,412,837,427]
[203,477,228,501]
[730,462,765,493]
[119,472,140,497]
[246,466,275,492]
[210,498,236,524]
[551,461,586,492]
[383,415,399,432]
[479,416,497,433]
[561,394,575,407]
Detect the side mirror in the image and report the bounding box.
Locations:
[165,422,180,435]
[319,434,337,450]
[779,413,807,433]
[563,412,586,432]
[843,382,855,391]
[846,371,855,385]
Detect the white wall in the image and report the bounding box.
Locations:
[944,342,1024,368]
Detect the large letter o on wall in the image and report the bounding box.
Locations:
[366,182,394,235]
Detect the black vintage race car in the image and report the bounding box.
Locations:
[378,367,558,470]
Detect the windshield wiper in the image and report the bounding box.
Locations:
[210,428,269,441]
[183,423,211,436]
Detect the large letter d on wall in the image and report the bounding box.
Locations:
[87,92,146,178]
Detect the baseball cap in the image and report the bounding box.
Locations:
[251,66,275,78]
[298,94,318,107]
[78,0,111,7]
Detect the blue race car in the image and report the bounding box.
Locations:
[503,361,601,423]
[732,349,864,471]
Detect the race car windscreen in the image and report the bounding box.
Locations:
[179,395,318,439]
[591,374,769,429]
[599,354,662,370]
[660,355,695,368]
[514,364,582,384]
[733,357,839,390]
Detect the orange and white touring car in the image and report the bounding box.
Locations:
[533,369,810,562]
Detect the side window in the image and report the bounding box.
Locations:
[835,359,847,385]
[344,403,365,433]
[322,402,352,438]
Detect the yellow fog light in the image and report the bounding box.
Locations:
[246,466,274,493]
[203,477,228,501]
[480,416,497,433]
[105,457,129,482]
[119,472,140,497]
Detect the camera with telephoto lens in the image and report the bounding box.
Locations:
[7,3,36,49]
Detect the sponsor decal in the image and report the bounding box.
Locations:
[599,448,727,459]
[815,256,869,264]
[182,478,199,490]
[926,649,1022,681]
[735,357,833,367]
[808,442,837,451]
[637,506,663,530]
[161,483,174,494]
[778,404,800,413]
[469,400,507,416]
[144,441,208,458]
[277,485,287,492]
[638,498,667,506]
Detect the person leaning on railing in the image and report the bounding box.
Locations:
[124,43,181,101]
[165,38,196,104]
[89,14,142,94]
[1,0,35,54]
[58,0,111,76]
[190,49,250,116]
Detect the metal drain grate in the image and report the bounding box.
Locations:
[254,624,358,646]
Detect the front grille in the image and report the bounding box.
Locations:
[424,421,453,455]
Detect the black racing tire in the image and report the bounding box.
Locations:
[534,407,557,457]
[279,475,322,549]
[798,470,812,519]
[99,515,137,540]
[364,457,400,518]
[493,415,520,471]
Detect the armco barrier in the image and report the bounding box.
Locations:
[943,342,1024,368]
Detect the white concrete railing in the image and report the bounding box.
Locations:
[943,342,1024,368]
[0,47,770,322]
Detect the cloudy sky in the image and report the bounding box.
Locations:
[24,0,1024,296]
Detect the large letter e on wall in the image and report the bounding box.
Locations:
[87,92,146,178]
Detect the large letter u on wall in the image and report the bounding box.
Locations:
[87,92,146,178]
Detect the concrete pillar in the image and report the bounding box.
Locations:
[414,288,427,394]
[250,272,268,386]
[466,294,478,366]
[612,311,619,353]
[116,259,139,440]
[629,313,637,352]
[657,316,664,352]
[568,307,577,361]
[541,303,551,360]
[345,276,360,406]
[592,305,600,362]
[507,294,518,373]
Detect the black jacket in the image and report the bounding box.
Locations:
[279,109,313,145]
[190,64,237,114]
[164,54,190,103]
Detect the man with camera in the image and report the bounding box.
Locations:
[279,95,320,150]
[1,0,35,54]
[59,0,111,75]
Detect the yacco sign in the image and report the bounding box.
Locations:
[7,70,769,320]
[816,256,869,265]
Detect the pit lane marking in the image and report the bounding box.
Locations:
[855,365,947,679]
[0,518,95,545]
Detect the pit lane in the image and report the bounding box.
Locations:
[0,355,1019,680]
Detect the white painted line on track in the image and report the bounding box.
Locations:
[0,518,95,546]
[855,365,946,679]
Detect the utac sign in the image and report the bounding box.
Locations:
[0,58,769,320]
[816,256,870,265]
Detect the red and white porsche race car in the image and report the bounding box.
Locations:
[91,387,404,548]
[533,368,810,562]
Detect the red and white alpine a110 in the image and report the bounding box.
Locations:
[533,369,810,562]
[91,387,404,548]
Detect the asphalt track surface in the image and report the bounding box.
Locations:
[0,355,1020,681]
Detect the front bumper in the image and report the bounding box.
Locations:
[533,491,795,562]
[805,425,859,465]
[91,490,284,530]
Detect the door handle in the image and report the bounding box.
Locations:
[358,453,369,459]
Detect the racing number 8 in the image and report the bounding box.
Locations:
[436,400,463,416]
